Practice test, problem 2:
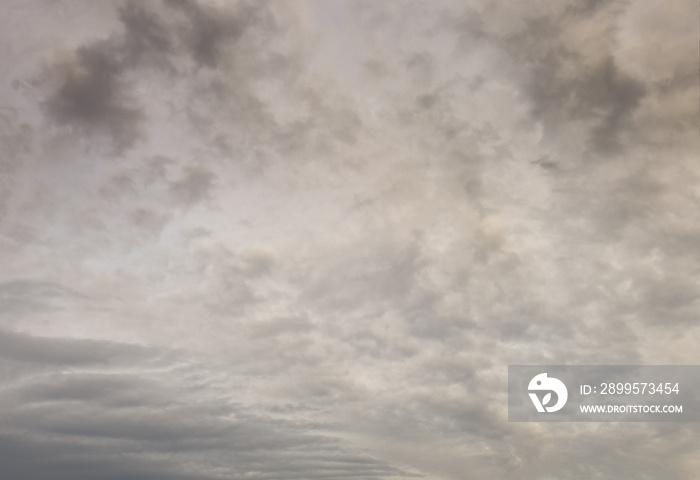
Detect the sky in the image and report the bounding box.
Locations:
[0,0,698,479]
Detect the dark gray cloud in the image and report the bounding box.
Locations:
[43,41,143,152]
[0,329,410,480]
[169,165,216,206]
[164,0,247,68]
[35,0,272,153]
[0,328,169,367]
[118,1,174,67]
[528,51,645,155]
[454,0,647,156]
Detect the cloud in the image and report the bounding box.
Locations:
[163,0,247,68]
[35,0,274,154]
[0,328,169,366]
[169,165,216,206]
[529,52,645,155]
[452,0,648,157]
[43,41,143,152]
[0,280,83,318]
[1,0,698,479]
[0,329,412,480]
[118,1,174,67]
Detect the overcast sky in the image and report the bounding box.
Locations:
[0,0,698,479]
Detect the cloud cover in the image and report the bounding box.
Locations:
[0,0,698,478]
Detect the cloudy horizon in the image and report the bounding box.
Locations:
[1,1,698,479]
